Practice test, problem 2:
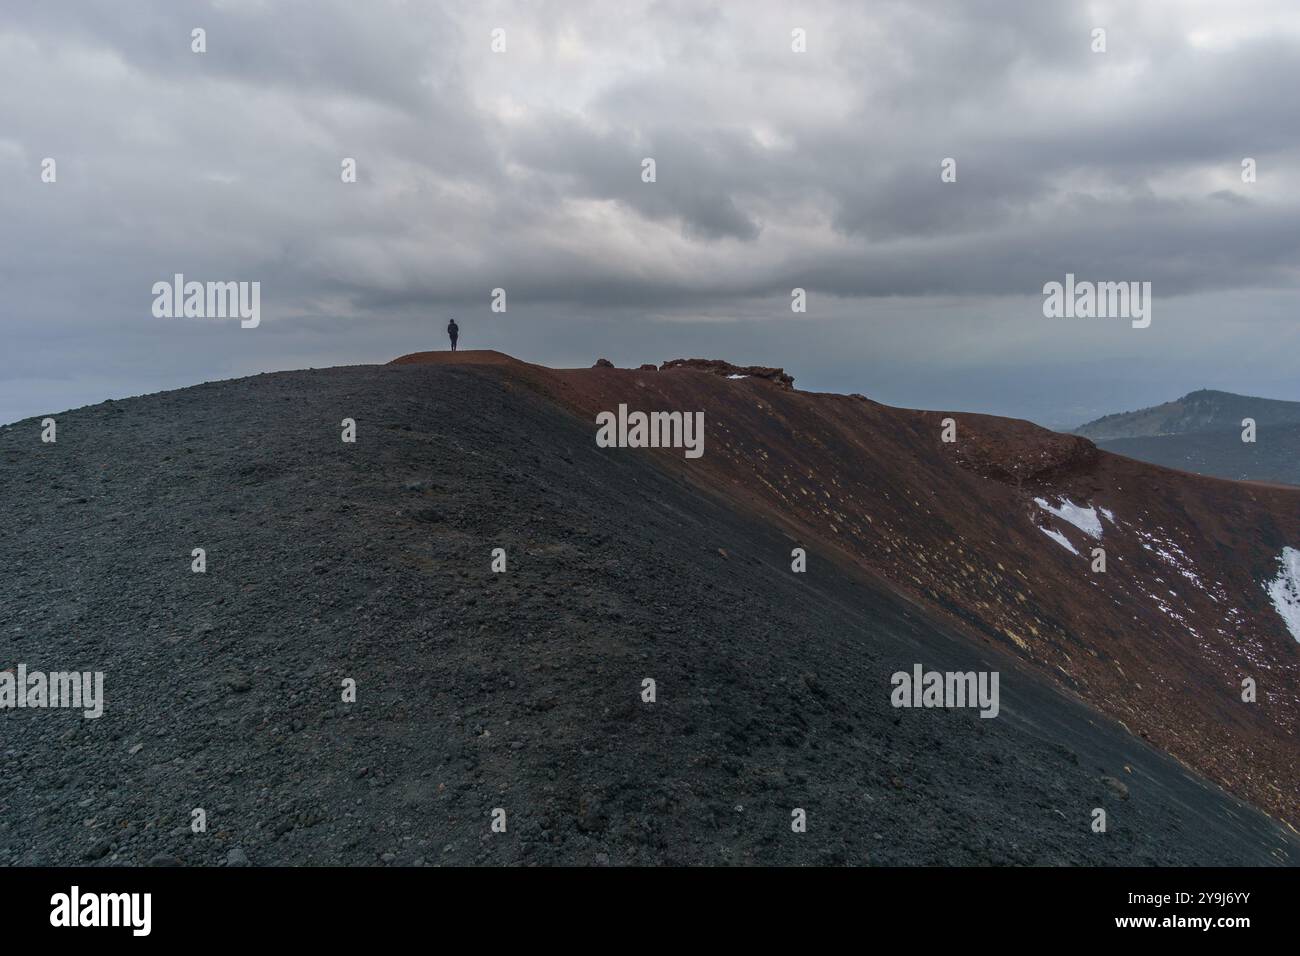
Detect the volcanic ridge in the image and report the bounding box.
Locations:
[0,350,1296,866]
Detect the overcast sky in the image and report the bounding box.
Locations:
[3,0,1299,429]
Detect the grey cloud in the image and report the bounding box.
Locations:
[2,0,1300,427]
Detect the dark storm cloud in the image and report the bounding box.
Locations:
[2,0,1300,426]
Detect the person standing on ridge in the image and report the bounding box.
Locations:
[447,317,459,352]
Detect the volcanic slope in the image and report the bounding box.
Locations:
[0,357,1295,865]
[396,351,1300,833]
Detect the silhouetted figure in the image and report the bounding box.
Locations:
[447,318,459,351]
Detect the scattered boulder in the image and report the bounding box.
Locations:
[82,839,112,862]
[576,794,608,833]
[226,847,251,867]
[224,673,253,693]
[1100,775,1130,799]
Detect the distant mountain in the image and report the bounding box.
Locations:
[1074,390,1300,486]
[1099,423,1300,487]
[1075,389,1300,442]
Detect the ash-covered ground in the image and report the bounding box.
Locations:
[0,363,1294,865]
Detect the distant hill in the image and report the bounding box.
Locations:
[1099,423,1300,486]
[1075,389,1300,442]
[1074,390,1300,486]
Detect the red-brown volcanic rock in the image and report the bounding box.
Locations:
[658,358,795,390]
[391,351,1300,828]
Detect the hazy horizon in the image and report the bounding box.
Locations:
[5,330,1300,434]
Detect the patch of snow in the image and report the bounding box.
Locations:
[1134,528,1216,595]
[1099,507,1115,523]
[1034,497,1103,539]
[1143,589,1198,635]
[1265,547,1300,644]
[1038,525,1079,555]
[726,374,747,379]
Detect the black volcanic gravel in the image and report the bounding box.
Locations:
[0,363,1294,866]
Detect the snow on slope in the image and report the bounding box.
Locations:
[1038,525,1079,554]
[1135,527,1213,595]
[1034,497,1104,538]
[1265,546,1300,643]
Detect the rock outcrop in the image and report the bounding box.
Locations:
[659,358,794,390]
